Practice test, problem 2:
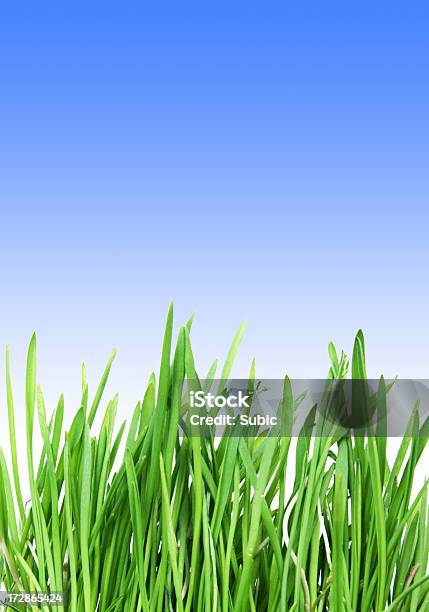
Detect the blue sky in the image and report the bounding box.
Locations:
[0,2,428,416]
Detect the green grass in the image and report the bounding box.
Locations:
[0,305,428,611]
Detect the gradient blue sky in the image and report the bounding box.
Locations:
[0,2,428,416]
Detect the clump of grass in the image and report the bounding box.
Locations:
[0,306,428,611]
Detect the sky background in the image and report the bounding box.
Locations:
[0,2,428,427]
